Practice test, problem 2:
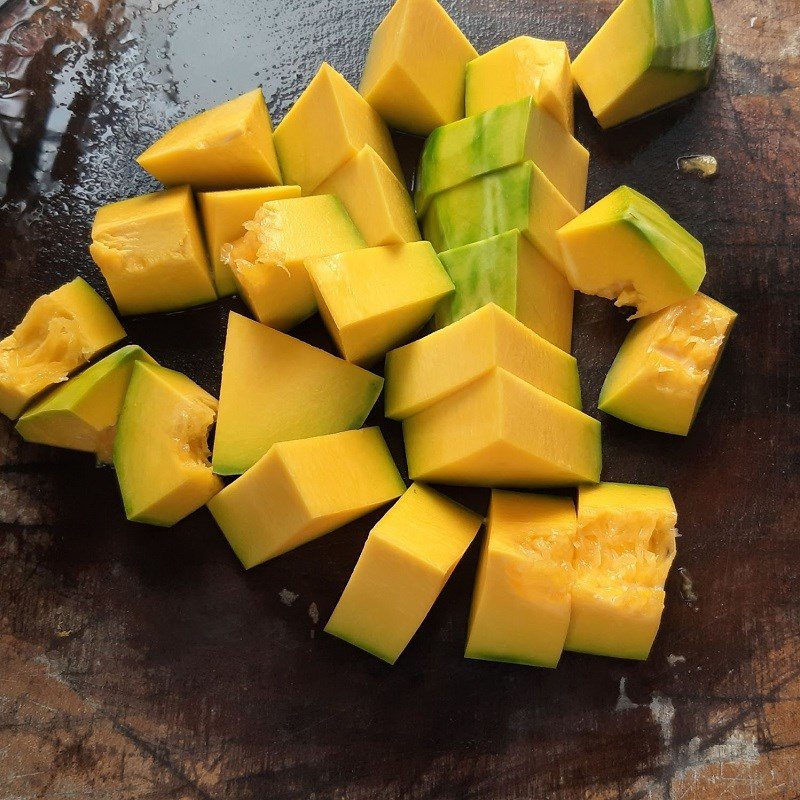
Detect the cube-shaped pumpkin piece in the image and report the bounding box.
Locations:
[137,89,282,189]
[325,483,482,664]
[0,278,125,419]
[403,367,601,487]
[565,483,677,660]
[385,303,581,420]
[225,195,364,330]
[599,292,736,435]
[466,37,575,133]
[274,62,404,194]
[416,96,588,216]
[572,0,716,128]
[16,345,155,462]
[306,242,454,365]
[359,0,478,135]
[556,185,706,318]
[436,231,574,352]
[208,428,405,569]
[466,492,577,667]
[423,161,577,270]
[197,185,301,297]
[212,313,383,476]
[403,368,601,489]
[89,187,217,315]
[315,146,420,247]
[114,362,223,527]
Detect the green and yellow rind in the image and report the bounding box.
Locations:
[563,185,706,297]
[652,0,716,78]
[574,0,717,127]
[435,232,520,328]
[15,345,155,454]
[423,162,532,253]
[618,187,705,291]
[415,97,532,216]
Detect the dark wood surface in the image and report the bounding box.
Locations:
[1,0,798,797]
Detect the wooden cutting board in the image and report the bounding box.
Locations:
[0,0,797,797]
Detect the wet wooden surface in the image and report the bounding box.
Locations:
[0,0,798,798]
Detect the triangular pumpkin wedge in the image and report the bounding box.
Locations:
[211,312,384,475]
[137,89,282,189]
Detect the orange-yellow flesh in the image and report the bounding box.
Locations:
[555,186,706,318]
[198,185,302,296]
[570,0,716,128]
[211,312,383,476]
[564,482,677,660]
[113,362,223,527]
[325,483,482,663]
[314,145,420,247]
[274,62,404,194]
[599,292,737,435]
[224,195,364,330]
[385,303,581,420]
[570,0,654,127]
[89,186,217,315]
[466,36,574,132]
[136,89,282,189]
[208,428,405,569]
[0,279,125,419]
[466,491,576,667]
[403,367,601,488]
[306,241,453,365]
[515,235,574,352]
[359,0,478,135]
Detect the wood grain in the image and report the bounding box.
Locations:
[0,0,798,798]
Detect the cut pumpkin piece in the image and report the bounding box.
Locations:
[225,195,364,330]
[385,304,581,420]
[435,231,574,352]
[197,185,302,297]
[208,428,405,569]
[90,186,216,315]
[16,345,155,462]
[314,146,420,247]
[565,482,677,660]
[422,161,577,270]
[599,292,736,435]
[136,88,282,189]
[359,0,478,135]
[415,96,588,217]
[212,312,383,475]
[466,491,577,667]
[572,0,717,128]
[556,185,706,318]
[113,362,222,527]
[466,36,575,133]
[0,278,125,419]
[274,62,403,194]
[306,241,454,365]
[403,367,601,487]
[325,483,482,664]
